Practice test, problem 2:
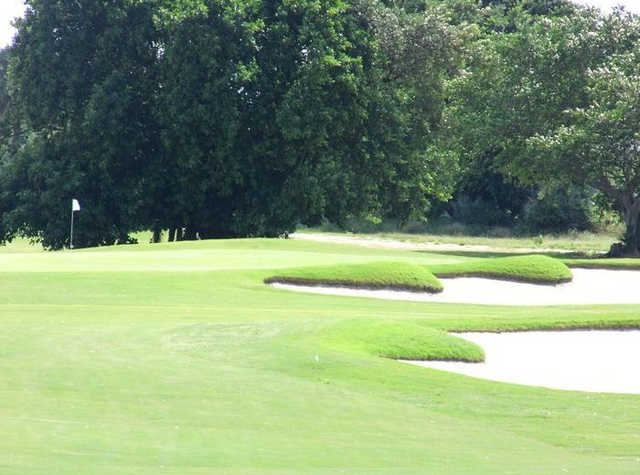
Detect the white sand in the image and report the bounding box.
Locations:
[402,330,640,393]
[270,268,640,305]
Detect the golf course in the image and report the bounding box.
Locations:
[3,0,640,472]
[2,235,640,474]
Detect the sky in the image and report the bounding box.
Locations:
[1,0,640,48]
[1,0,25,49]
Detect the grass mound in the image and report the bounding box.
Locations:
[318,320,484,362]
[429,254,572,284]
[265,261,443,293]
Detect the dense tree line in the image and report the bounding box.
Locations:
[1,0,639,254]
[0,0,465,248]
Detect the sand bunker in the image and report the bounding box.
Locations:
[402,330,640,394]
[270,268,640,305]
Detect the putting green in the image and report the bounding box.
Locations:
[1,238,639,474]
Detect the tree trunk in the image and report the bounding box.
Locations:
[152,224,162,243]
[168,227,177,242]
[183,227,197,241]
[618,198,640,256]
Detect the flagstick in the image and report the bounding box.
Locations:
[70,207,74,250]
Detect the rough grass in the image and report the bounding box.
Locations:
[429,254,573,284]
[265,261,443,293]
[316,320,484,362]
[296,227,618,252]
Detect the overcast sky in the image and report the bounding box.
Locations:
[1,0,640,48]
[1,0,25,49]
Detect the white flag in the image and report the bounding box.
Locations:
[72,199,81,211]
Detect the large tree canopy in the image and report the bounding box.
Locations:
[5,0,638,250]
[3,0,161,248]
[157,0,467,239]
[434,0,580,228]
[528,44,640,253]
[1,0,464,248]
[448,5,640,254]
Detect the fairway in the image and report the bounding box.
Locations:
[2,238,640,474]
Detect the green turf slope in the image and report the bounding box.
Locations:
[0,238,639,474]
[430,254,573,284]
[316,320,484,361]
[564,257,640,269]
[265,261,443,292]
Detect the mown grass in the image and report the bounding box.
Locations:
[564,257,640,269]
[313,319,485,361]
[0,236,44,253]
[429,254,573,284]
[265,261,443,292]
[0,237,639,474]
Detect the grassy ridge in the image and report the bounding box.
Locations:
[429,254,573,284]
[265,261,443,293]
[564,257,640,270]
[315,320,484,361]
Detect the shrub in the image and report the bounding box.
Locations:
[449,195,519,227]
[520,186,596,233]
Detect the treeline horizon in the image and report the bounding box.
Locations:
[0,0,639,254]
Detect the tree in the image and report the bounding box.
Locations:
[158,0,465,238]
[0,48,10,122]
[3,0,162,248]
[3,0,466,247]
[448,6,640,252]
[528,47,640,253]
[437,0,580,230]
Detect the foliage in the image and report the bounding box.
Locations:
[449,5,640,254]
[3,0,161,248]
[3,0,639,250]
[1,0,465,248]
[525,17,640,253]
[447,148,533,227]
[0,48,10,122]
[520,186,597,233]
